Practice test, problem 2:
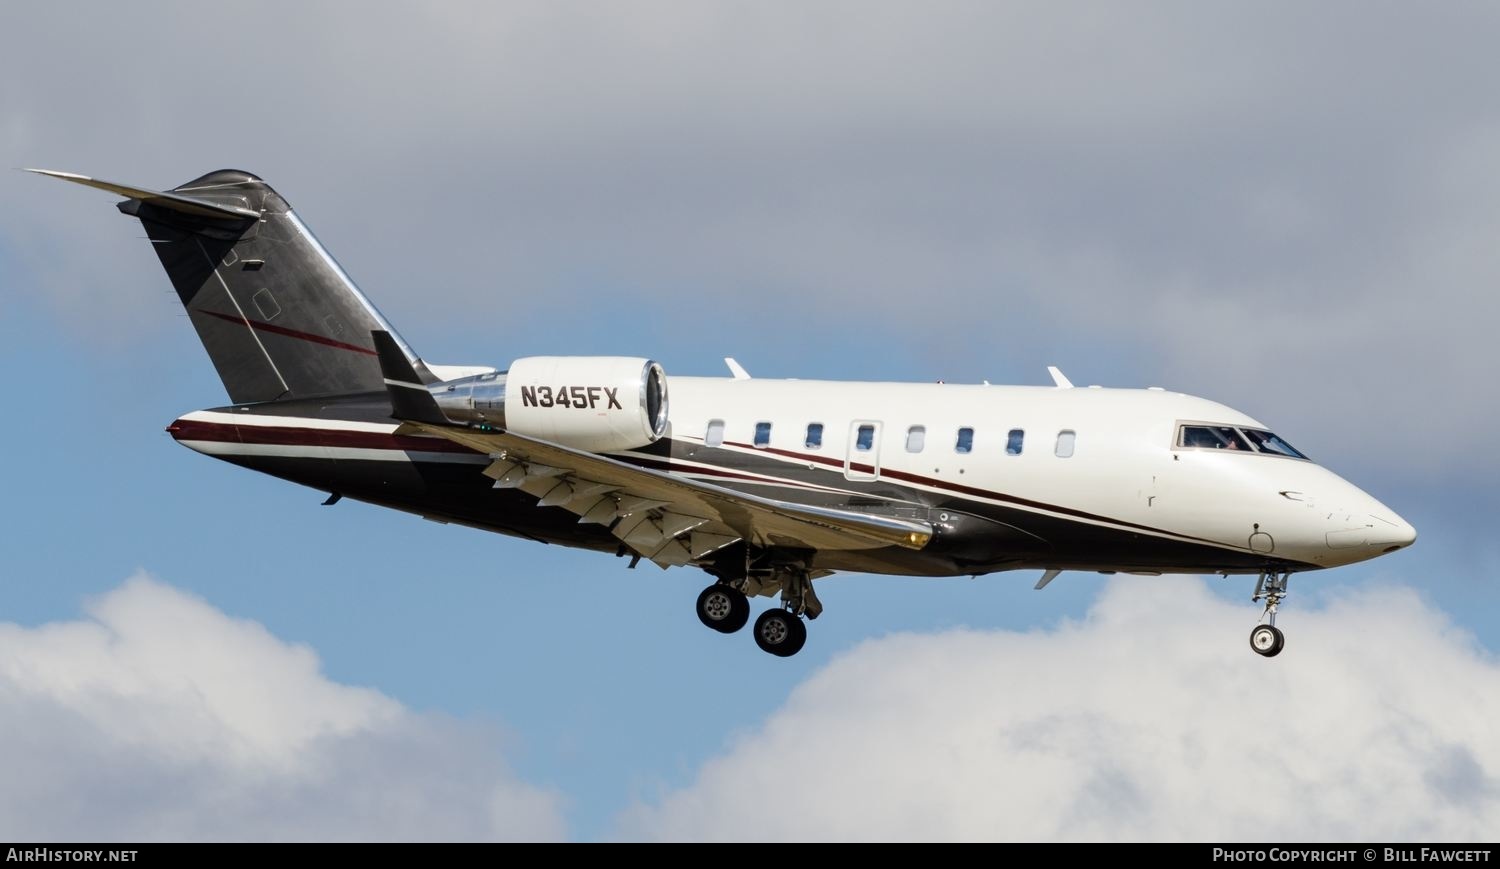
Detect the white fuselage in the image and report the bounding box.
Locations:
[171,373,1416,578]
[656,377,1415,572]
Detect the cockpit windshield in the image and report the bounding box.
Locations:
[1240,428,1307,459]
[1177,424,1308,460]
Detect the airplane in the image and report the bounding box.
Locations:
[32,168,1417,658]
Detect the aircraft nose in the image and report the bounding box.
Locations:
[1371,509,1417,552]
[1322,484,1416,561]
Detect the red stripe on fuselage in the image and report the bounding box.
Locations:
[167,418,476,453]
[720,440,1225,547]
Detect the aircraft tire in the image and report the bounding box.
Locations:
[1249,624,1284,657]
[753,609,807,657]
[697,584,750,634]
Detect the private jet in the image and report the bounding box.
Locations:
[34,168,1417,658]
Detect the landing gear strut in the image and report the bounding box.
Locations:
[776,564,823,620]
[1249,570,1290,657]
[750,563,817,657]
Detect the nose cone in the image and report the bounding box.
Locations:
[1370,509,1418,552]
[1322,482,1417,565]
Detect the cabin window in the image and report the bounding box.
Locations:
[705,419,725,447]
[905,425,926,453]
[855,424,876,451]
[1006,429,1025,455]
[754,421,772,448]
[955,427,974,454]
[1055,430,1076,458]
[805,423,824,449]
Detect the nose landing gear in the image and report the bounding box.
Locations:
[1249,570,1290,657]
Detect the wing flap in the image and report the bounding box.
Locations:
[408,423,932,554]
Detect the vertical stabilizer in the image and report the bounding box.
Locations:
[34,168,426,403]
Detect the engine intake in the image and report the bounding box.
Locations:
[433,356,668,452]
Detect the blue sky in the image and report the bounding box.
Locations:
[2,2,1498,841]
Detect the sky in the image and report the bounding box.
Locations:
[1,1,1497,842]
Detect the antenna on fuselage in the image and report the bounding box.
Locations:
[1047,366,1074,389]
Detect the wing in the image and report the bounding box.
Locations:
[403,419,932,567]
[371,332,932,568]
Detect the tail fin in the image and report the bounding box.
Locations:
[32,168,430,403]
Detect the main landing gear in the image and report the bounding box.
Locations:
[1249,570,1290,658]
[695,562,821,658]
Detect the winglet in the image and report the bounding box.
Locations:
[374,330,448,424]
[724,357,751,380]
[24,168,262,220]
[1047,366,1074,389]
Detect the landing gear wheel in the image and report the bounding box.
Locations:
[753,609,808,657]
[1249,624,1285,657]
[697,584,750,634]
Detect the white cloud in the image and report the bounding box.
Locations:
[621,577,1500,841]
[0,573,564,842]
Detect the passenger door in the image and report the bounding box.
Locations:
[845,420,883,481]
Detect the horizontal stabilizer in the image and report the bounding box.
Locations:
[24,169,260,220]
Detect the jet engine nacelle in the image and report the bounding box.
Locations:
[434,357,668,453]
[506,356,668,452]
